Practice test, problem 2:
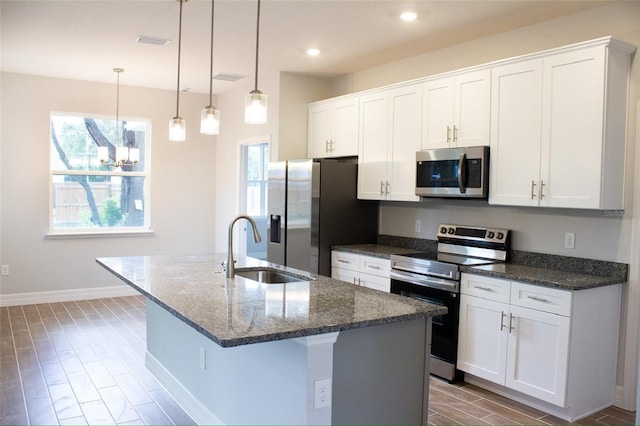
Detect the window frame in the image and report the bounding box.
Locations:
[47,111,152,238]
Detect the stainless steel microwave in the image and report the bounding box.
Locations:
[416,146,489,198]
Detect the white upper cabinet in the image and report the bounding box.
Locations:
[422,69,491,149]
[358,83,422,201]
[490,38,635,209]
[308,96,359,158]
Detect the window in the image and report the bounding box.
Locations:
[244,143,269,217]
[49,113,151,235]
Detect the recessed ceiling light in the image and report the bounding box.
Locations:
[136,35,171,46]
[400,11,417,22]
[307,48,321,57]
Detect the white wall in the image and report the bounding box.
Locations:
[0,73,217,299]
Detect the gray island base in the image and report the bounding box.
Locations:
[97,254,445,425]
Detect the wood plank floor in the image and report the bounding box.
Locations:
[1,295,636,425]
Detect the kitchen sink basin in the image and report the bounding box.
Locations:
[235,268,310,284]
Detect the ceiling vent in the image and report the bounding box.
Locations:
[136,35,171,46]
[214,73,247,82]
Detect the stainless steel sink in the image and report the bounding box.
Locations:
[235,268,310,284]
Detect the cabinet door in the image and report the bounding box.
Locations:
[358,91,390,200]
[458,295,508,384]
[489,59,543,206]
[422,77,454,149]
[331,267,359,286]
[505,305,570,406]
[540,46,606,209]
[331,98,359,157]
[359,272,390,293]
[454,69,491,147]
[388,84,422,202]
[308,103,332,158]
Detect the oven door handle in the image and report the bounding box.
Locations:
[390,270,459,292]
[458,152,467,194]
[391,264,455,280]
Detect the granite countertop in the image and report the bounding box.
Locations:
[335,242,628,291]
[461,263,626,290]
[332,244,422,258]
[96,254,446,348]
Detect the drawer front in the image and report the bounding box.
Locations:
[331,251,360,272]
[360,256,391,278]
[510,282,572,316]
[461,273,510,303]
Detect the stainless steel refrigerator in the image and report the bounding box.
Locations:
[267,157,378,276]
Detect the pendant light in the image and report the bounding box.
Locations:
[200,0,220,135]
[169,0,188,141]
[245,0,267,124]
[98,68,139,167]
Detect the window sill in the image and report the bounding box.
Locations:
[45,229,155,239]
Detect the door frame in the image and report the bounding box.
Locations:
[237,135,271,256]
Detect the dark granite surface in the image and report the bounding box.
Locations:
[96,254,447,348]
[335,236,628,291]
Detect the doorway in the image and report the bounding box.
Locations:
[240,140,269,259]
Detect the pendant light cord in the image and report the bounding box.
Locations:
[253,0,261,91]
[208,0,215,106]
[175,0,184,116]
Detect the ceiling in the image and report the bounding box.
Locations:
[1,0,611,94]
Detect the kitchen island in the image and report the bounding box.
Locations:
[96,254,446,425]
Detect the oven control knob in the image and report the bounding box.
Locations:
[497,232,504,240]
[447,227,454,235]
[487,231,495,239]
[440,227,447,234]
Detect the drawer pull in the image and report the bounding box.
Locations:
[338,259,351,264]
[474,285,493,291]
[527,295,551,303]
[368,265,381,270]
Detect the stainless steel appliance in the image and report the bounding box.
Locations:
[390,223,510,382]
[267,157,378,276]
[416,145,489,198]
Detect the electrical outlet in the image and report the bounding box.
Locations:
[314,379,332,409]
[199,347,206,370]
[564,232,576,249]
[1,265,8,276]
[414,220,421,234]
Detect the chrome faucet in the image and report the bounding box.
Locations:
[226,214,262,278]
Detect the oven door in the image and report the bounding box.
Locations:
[415,146,488,198]
[390,277,463,382]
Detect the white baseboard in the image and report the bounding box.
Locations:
[0,285,138,307]
[145,351,224,426]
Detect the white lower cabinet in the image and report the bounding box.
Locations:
[331,251,390,293]
[458,273,621,421]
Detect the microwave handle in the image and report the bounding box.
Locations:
[458,153,467,194]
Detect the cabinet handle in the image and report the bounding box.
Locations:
[330,139,335,152]
[380,181,385,196]
[385,181,390,195]
[367,265,381,270]
[540,180,546,199]
[353,277,358,285]
[358,278,363,286]
[453,125,458,144]
[527,295,551,303]
[337,259,351,264]
[500,311,507,331]
[446,126,451,144]
[509,314,515,333]
[474,285,493,291]
[531,180,537,200]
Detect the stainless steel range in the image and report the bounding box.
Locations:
[390,223,510,382]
